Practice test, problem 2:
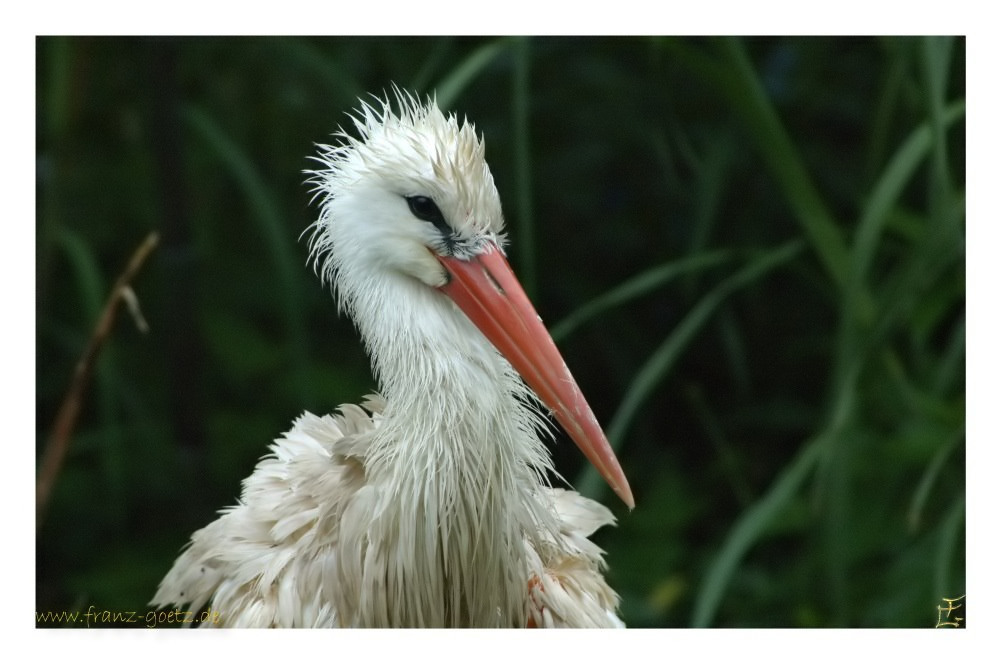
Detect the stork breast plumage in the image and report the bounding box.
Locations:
[152,90,630,627]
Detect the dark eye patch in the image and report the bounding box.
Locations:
[405,195,452,237]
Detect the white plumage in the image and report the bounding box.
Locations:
[153,91,632,627]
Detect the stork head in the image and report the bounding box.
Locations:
[307,90,634,509]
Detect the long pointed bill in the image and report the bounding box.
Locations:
[437,245,634,509]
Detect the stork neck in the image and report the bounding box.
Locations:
[341,270,556,626]
[354,272,521,425]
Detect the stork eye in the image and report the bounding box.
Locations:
[405,196,451,235]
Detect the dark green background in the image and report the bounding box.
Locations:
[36,36,965,627]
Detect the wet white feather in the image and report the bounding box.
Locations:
[153,91,622,627]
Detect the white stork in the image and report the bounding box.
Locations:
[153,91,634,628]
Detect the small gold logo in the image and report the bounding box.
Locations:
[935,594,965,628]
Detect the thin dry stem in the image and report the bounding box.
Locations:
[36,231,160,530]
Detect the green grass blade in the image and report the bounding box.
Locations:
[660,37,865,311]
[411,38,455,93]
[933,494,966,602]
[921,36,956,220]
[908,429,963,532]
[53,226,105,323]
[685,386,754,508]
[576,240,804,498]
[839,101,964,378]
[691,435,826,626]
[865,39,909,187]
[434,38,511,109]
[550,249,733,342]
[38,37,74,302]
[182,104,310,398]
[933,313,965,395]
[511,36,536,297]
[713,38,852,293]
[692,343,858,628]
[268,38,362,104]
[850,101,966,292]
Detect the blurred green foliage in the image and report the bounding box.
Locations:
[36,36,964,627]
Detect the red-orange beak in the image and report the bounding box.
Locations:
[437,245,634,509]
